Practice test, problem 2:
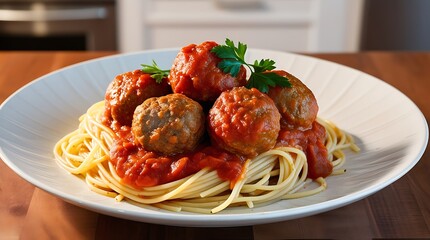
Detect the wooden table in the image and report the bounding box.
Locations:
[1,51,429,239]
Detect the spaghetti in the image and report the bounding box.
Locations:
[54,101,359,214]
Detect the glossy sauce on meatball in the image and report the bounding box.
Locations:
[168,41,247,102]
[208,87,281,157]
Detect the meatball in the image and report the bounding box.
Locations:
[208,87,281,157]
[104,69,171,126]
[267,70,318,131]
[132,93,205,155]
[168,41,247,102]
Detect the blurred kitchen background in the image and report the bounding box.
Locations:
[0,0,429,52]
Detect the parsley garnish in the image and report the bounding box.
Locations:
[211,38,291,93]
[141,60,170,83]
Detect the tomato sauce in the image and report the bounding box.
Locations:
[276,121,332,179]
[168,41,247,102]
[109,121,331,190]
[109,126,245,189]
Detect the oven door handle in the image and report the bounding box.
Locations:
[0,7,108,21]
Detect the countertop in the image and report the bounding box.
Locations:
[0,51,429,239]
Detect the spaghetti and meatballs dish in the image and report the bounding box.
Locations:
[54,39,359,213]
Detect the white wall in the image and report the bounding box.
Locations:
[117,0,364,53]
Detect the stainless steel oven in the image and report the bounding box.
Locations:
[0,0,117,50]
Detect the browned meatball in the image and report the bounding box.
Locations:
[104,69,171,126]
[267,70,318,131]
[168,41,247,102]
[132,93,205,155]
[208,87,281,157]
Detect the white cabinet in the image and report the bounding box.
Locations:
[117,0,363,53]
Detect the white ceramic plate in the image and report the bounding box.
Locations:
[0,49,428,227]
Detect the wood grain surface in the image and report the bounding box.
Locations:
[0,51,429,239]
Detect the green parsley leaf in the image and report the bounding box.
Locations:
[252,59,276,73]
[248,73,269,94]
[211,38,247,77]
[218,59,243,77]
[247,72,292,92]
[141,60,170,83]
[211,38,291,93]
[211,45,237,59]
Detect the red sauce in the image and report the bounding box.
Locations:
[168,41,247,102]
[109,126,245,189]
[108,122,332,189]
[276,121,332,179]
